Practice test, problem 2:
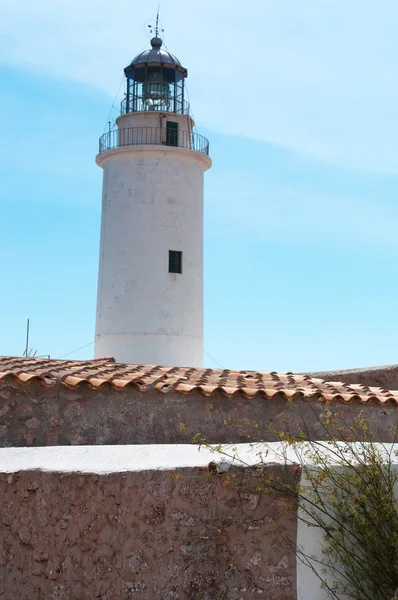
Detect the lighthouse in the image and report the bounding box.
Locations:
[94,29,211,367]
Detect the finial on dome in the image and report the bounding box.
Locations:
[151,37,162,48]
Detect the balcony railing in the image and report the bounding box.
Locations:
[98,127,210,156]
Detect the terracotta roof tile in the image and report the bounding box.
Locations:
[1,356,398,404]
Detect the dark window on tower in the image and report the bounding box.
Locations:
[169,250,182,274]
[166,121,178,146]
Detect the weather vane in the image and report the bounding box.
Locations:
[147,5,164,38]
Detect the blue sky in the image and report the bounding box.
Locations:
[0,0,398,372]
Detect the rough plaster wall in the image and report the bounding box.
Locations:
[0,466,298,600]
[0,380,397,447]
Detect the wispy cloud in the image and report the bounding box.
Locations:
[1,0,398,172]
[207,164,398,250]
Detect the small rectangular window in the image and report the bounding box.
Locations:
[166,121,178,147]
[169,250,182,274]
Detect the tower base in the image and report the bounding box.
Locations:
[94,333,203,367]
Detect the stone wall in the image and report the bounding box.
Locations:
[0,464,298,600]
[0,379,397,447]
[0,379,396,447]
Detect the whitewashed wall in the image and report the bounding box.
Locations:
[295,446,398,600]
[95,145,211,366]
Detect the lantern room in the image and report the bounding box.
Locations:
[123,37,188,115]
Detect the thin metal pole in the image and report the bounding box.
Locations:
[156,4,160,37]
[24,318,30,357]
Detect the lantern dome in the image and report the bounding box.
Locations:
[129,37,182,67]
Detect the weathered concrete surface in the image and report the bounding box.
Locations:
[307,364,398,390]
[0,378,397,447]
[0,465,298,600]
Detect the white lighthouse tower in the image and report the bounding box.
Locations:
[94,26,211,367]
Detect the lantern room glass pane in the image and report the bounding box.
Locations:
[143,67,170,109]
[123,65,187,115]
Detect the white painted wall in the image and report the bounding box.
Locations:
[116,112,195,132]
[296,471,351,600]
[95,123,211,366]
[296,448,398,600]
[0,443,281,475]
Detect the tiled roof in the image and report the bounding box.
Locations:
[306,365,398,391]
[0,356,397,404]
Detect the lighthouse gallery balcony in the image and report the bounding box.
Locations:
[98,127,210,156]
